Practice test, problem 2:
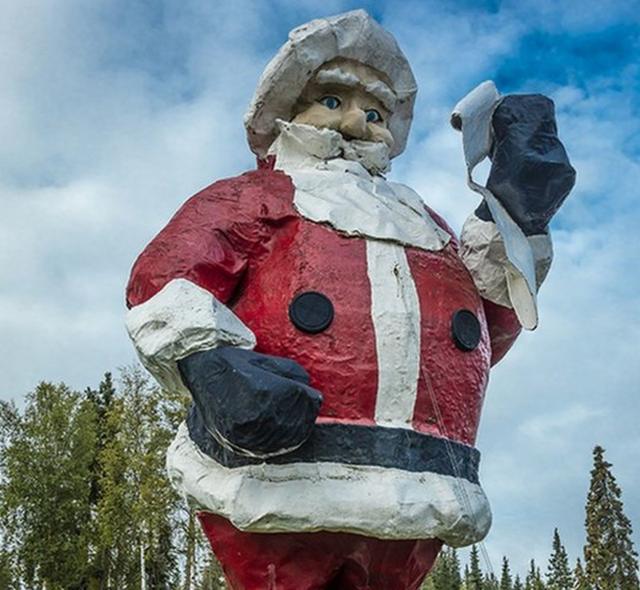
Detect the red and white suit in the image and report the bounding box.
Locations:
[125,123,552,589]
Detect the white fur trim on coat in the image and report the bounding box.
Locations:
[270,122,451,251]
[125,279,256,393]
[167,422,492,547]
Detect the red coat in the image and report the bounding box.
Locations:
[127,166,520,447]
[126,164,522,545]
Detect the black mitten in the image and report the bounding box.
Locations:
[178,347,322,457]
[477,94,576,236]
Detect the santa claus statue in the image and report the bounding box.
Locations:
[125,10,575,590]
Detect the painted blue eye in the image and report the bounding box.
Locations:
[319,96,341,110]
[366,109,382,123]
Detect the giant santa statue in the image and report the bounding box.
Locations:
[125,10,575,590]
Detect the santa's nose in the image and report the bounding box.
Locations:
[340,109,367,140]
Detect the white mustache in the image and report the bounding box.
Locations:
[340,138,391,175]
[271,120,391,176]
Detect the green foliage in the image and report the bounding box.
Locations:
[467,545,484,590]
[573,558,592,590]
[525,559,546,590]
[546,529,573,590]
[2,375,639,590]
[0,382,97,589]
[583,446,639,590]
[500,556,513,590]
[426,547,463,590]
[0,370,212,590]
[196,552,227,590]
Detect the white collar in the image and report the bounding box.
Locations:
[268,122,450,251]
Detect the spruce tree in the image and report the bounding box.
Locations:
[500,556,513,590]
[485,572,499,590]
[584,445,639,589]
[450,549,463,590]
[463,564,471,590]
[513,575,523,590]
[573,558,592,590]
[84,372,118,587]
[429,547,463,590]
[547,529,573,590]
[468,545,484,590]
[525,559,546,590]
[423,550,444,589]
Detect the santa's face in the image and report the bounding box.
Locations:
[291,59,395,150]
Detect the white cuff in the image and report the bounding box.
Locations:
[125,279,256,393]
[460,215,553,320]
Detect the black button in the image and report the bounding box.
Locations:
[289,291,334,334]
[451,309,481,352]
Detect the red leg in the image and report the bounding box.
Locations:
[198,512,441,590]
[336,536,442,590]
[198,513,343,590]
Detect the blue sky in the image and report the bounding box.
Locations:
[0,0,638,579]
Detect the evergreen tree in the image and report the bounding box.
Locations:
[573,558,591,590]
[500,556,513,590]
[463,565,471,590]
[525,559,546,590]
[583,445,639,590]
[485,572,499,590]
[513,575,523,590]
[428,547,463,590]
[84,372,118,587]
[467,545,484,590]
[422,574,436,590]
[547,529,573,590]
[196,551,227,590]
[450,549,463,590]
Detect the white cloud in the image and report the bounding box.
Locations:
[519,405,607,446]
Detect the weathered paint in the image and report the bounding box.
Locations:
[168,422,491,546]
[366,239,421,427]
[126,160,521,543]
[124,8,573,586]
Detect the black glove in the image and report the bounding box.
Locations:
[178,347,322,457]
[476,94,576,236]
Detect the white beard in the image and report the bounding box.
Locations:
[268,120,391,176]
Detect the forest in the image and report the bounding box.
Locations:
[0,369,637,589]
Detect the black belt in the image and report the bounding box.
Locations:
[187,405,480,484]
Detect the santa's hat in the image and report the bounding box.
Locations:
[244,10,417,160]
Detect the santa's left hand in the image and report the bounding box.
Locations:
[476,94,576,236]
